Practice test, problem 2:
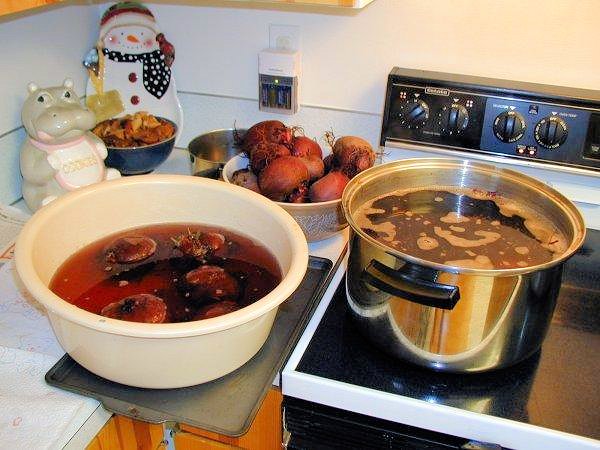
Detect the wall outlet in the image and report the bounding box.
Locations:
[269,24,301,52]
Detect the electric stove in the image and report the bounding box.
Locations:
[282,68,600,450]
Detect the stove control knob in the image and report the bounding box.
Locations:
[535,116,568,148]
[437,103,469,135]
[493,111,526,143]
[396,99,430,128]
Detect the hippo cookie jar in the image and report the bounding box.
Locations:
[20,78,121,212]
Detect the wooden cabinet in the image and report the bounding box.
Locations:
[230,0,374,7]
[88,387,283,450]
[0,0,374,18]
[175,388,283,450]
[0,0,63,17]
[86,415,165,450]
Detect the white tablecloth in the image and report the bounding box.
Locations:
[0,262,100,449]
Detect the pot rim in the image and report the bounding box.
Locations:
[187,127,246,158]
[15,174,309,338]
[342,158,586,276]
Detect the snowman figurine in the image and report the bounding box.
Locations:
[85,2,182,130]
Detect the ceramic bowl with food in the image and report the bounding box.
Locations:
[93,113,177,175]
[223,154,348,242]
[14,175,308,388]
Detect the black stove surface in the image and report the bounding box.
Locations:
[297,230,600,441]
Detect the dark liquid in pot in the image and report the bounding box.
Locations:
[50,223,281,323]
[355,188,567,270]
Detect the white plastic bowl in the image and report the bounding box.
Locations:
[15,174,308,388]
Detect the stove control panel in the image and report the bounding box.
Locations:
[381,67,600,171]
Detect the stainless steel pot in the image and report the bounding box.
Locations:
[342,159,585,373]
[188,128,246,179]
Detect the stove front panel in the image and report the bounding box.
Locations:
[381,67,600,172]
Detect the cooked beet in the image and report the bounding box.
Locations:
[195,300,239,320]
[174,231,224,258]
[202,232,226,252]
[50,223,282,324]
[185,265,239,300]
[105,236,156,264]
[100,294,167,323]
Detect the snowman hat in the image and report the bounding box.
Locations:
[100,2,159,39]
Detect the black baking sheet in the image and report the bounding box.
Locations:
[45,256,333,437]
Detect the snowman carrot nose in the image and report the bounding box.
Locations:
[126,35,140,43]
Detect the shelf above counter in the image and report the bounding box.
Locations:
[227,0,375,7]
[0,0,63,17]
[0,0,374,18]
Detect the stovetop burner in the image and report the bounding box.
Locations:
[296,229,600,441]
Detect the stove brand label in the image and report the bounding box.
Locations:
[425,87,450,96]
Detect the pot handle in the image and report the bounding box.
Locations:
[361,260,460,310]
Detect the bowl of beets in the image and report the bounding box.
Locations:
[223,120,376,242]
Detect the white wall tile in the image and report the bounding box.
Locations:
[178,93,382,151]
[0,128,26,204]
[3,0,599,204]
[0,4,98,134]
[142,0,599,115]
[0,4,98,204]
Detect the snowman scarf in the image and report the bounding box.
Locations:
[103,48,171,99]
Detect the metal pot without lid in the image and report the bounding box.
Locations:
[342,158,585,373]
[188,128,246,179]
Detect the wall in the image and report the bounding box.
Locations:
[132,0,600,151]
[1,0,599,205]
[0,3,97,204]
[147,0,599,114]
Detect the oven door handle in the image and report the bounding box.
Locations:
[361,260,460,310]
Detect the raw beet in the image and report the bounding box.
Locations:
[242,120,292,153]
[299,155,325,181]
[231,168,260,193]
[290,136,323,159]
[249,141,291,173]
[323,154,335,173]
[287,183,309,203]
[327,134,376,178]
[258,156,310,202]
[309,171,350,202]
